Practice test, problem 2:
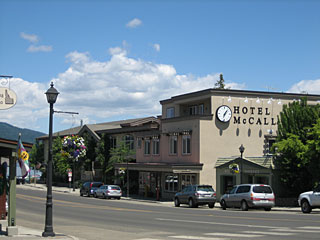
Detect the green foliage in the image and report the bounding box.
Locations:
[214,74,226,89]
[109,140,135,172]
[82,132,97,171]
[273,99,320,196]
[29,141,44,166]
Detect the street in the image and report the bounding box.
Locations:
[15,187,320,240]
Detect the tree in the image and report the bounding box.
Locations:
[29,141,44,167]
[95,133,111,183]
[214,73,226,89]
[273,98,320,196]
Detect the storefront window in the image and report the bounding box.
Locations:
[181,174,196,190]
[165,174,178,192]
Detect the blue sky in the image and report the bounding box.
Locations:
[1,0,320,134]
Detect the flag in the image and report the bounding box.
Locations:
[17,135,30,178]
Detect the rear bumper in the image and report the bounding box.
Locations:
[249,200,275,208]
[194,197,216,205]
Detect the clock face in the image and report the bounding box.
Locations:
[216,105,232,122]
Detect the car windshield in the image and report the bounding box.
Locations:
[92,183,102,187]
[253,186,273,193]
[110,186,120,190]
[197,186,214,192]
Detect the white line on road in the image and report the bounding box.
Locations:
[205,232,263,238]
[242,231,295,236]
[155,218,288,230]
[169,236,230,240]
[298,226,320,230]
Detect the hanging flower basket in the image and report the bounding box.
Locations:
[62,135,87,160]
[229,163,239,174]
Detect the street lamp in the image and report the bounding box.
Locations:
[43,82,59,237]
[239,144,245,184]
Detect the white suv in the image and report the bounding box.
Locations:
[298,185,320,213]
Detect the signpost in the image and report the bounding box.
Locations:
[68,170,72,190]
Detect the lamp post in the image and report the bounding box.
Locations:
[43,82,59,237]
[239,144,245,184]
[73,159,76,191]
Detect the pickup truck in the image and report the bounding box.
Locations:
[298,185,320,213]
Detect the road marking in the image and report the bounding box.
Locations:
[273,228,320,233]
[205,232,263,238]
[299,226,320,230]
[169,236,229,240]
[155,218,288,230]
[242,231,294,236]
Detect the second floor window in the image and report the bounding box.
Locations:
[152,138,160,155]
[182,135,191,154]
[110,136,117,149]
[144,139,151,155]
[166,107,175,118]
[125,135,134,150]
[189,104,204,115]
[169,136,177,155]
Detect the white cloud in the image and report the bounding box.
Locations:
[0,46,243,133]
[20,32,39,43]
[126,18,142,28]
[153,43,160,52]
[27,45,53,53]
[288,79,320,94]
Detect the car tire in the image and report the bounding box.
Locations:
[220,200,227,210]
[117,197,121,200]
[188,198,195,208]
[174,198,180,207]
[94,193,97,198]
[301,200,312,213]
[264,207,271,211]
[80,192,83,197]
[241,200,248,211]
[208,202,215,209]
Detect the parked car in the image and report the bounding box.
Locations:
[94,185,122,199]
[298,184,320,213]
[174,184,216,208]
[80,182,103,197]
[220,184,275,211]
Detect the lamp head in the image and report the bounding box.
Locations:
[45,82,59,104]
[239,144,245,154]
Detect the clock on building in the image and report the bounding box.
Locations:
[216,105,232,122]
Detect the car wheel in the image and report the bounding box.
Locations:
[241,200,248,211]
[94,193,97,198]
[264,207,271,211]
[301,200,312,213]
[208,202,215,208]
[80,192,83,197]
[220,200,227,210]
[103,194,106,199]
[174,198,180,207]
[117,197,121,200]
[188,198,195,208]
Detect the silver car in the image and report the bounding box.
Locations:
[94,185,122,199]
[174,185,216,208]
[220,184,275,211]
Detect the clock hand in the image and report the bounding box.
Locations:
[223,110,228,117]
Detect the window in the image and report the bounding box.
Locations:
[165,174,178,192]
[182,135,191,154]
[169,135,177,155]
[137,138,142,149]
[110,137,117,149]
[236,186,250,193]
[144,139,150,155]
[166,107,175,118]
[152,138,160,155]
[188,104,204,115]
[181,174,196,190]
[125,135,134,150]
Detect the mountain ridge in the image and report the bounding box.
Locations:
[0,122,45,144]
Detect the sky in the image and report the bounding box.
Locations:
[0,0,319,135]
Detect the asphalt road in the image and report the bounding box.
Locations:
[15,187,320,240]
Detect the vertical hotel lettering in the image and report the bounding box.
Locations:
[233,106,277,125]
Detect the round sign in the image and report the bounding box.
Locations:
[0,88,17,110]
